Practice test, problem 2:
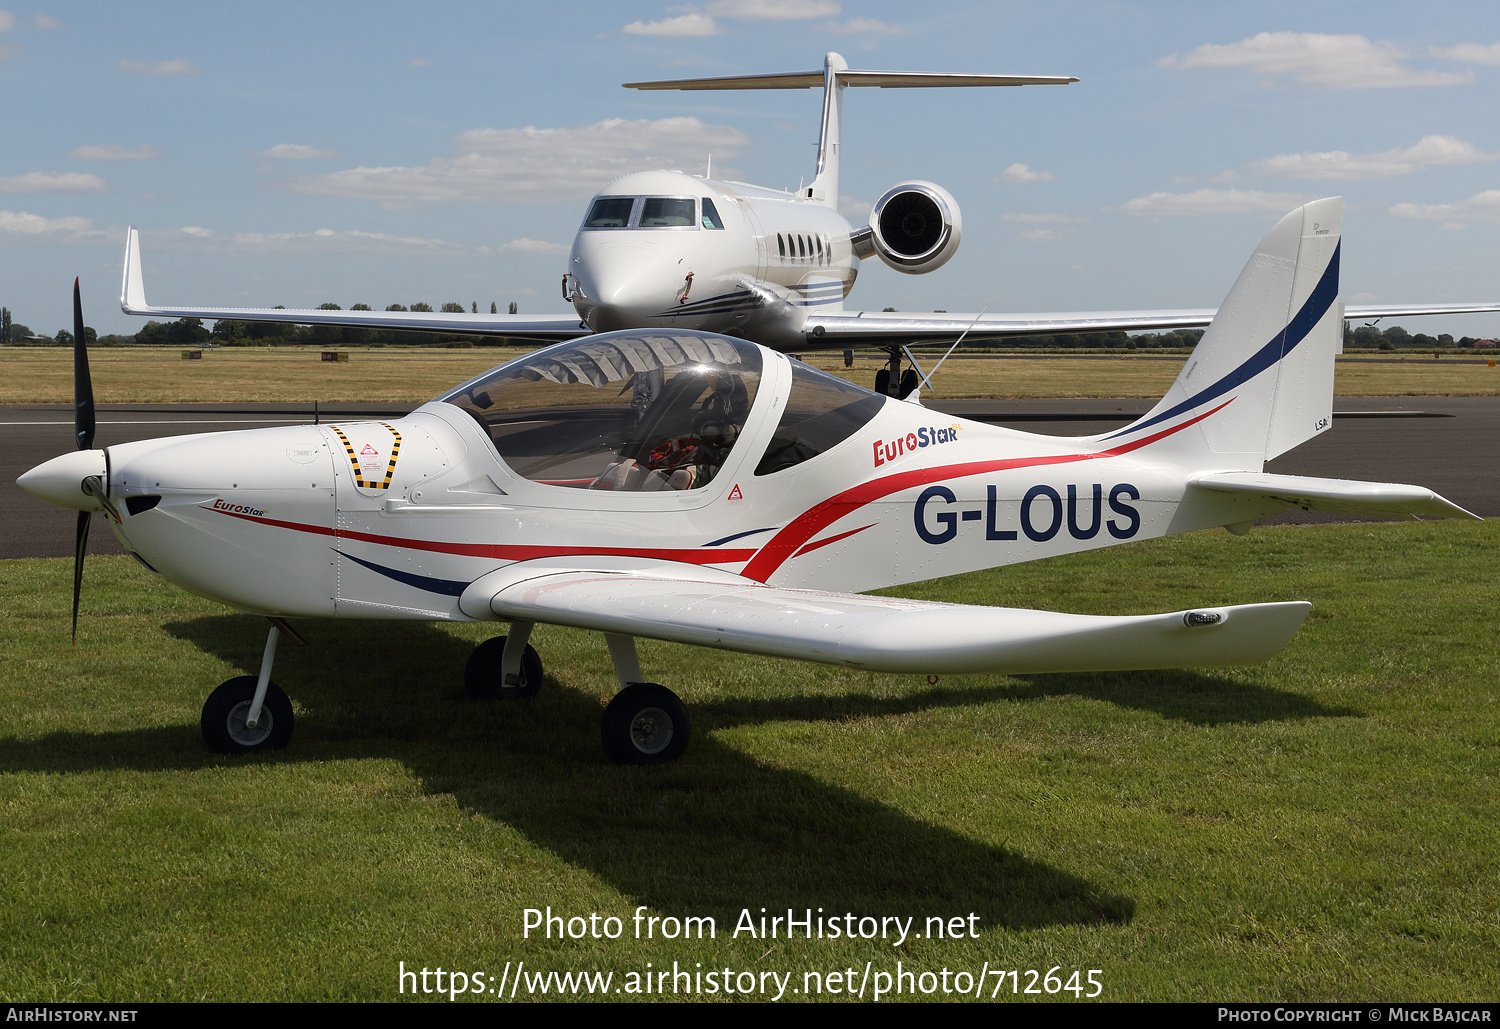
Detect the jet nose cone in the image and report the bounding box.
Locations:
[17,450,107,512]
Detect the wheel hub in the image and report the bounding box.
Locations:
[630,707,673,754]
[226,700,274,747]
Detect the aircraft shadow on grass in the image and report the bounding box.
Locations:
[1,615,1359,932]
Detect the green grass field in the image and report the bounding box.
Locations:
[2,520,1496,1002]
[2,345,1498,402]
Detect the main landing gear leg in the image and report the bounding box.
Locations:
[600,633,690,765]
[200,617,303,755]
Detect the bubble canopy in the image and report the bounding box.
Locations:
[440,331,763,492]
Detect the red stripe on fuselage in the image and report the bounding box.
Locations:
[203,506,758,565]
[738,401,1231,583]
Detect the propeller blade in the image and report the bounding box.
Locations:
[72,509,90,645]
[73,277,94,451]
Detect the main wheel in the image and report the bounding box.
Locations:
[201,676,294,755]
[899,368,919,398]
[874,367,891,396]
[601,683,690,765]
[464,636,544,699]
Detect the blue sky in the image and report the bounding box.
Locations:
[4,1,1500,339]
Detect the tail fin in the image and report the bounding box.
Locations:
[623,54,1075,210]
[1106,197,1344,469]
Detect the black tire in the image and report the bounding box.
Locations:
[874,368,891,396]
[899,368,919,398]
[601,683,690,765]
[464,636,543,699]
[201,675,294,755]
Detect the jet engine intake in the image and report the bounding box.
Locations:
[866,181,962,274]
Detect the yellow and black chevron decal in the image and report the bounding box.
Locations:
[331,423,403,489]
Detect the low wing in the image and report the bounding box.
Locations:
[119,228,588,342]
[459,558,1310,675]
[1189,471,1480,521]
[803,301,1500,348]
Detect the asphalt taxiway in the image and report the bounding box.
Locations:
[2,397,1494,560]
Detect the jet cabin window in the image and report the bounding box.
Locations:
[755,361,886,475]
[441,332,762,492]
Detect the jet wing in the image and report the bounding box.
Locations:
[803,302,1500,347]
[1188,472,1480,522]
[119,227,588,342]
[458,558,1310,675]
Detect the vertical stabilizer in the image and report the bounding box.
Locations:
[807,52,847,208]
[1106,198,1343,470]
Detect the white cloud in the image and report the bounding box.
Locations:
[1158,32,1472,89]
[119,59,200,76]
[180,226,213,237]
[839,194,871,219]
[708,0,839,19]
[1017,228,1074,242]
[35,13,61,29]
[623,13,719,36]
[0,171,109,194]
[1249,135,1498,180]
[996,162,1054,183]
[1389,190,1500,225]
[254,143,340,160]
[1002,212,1087,224]
[1120,188,1315,216]
[408,58,429,67]
[820,17,902,34]
[278,117,747,205]
[0,12,14,31]
[226,228,471,255]
[0,210,105,241]
[68,143,160,161]
[1430,42,1500,65]
[499,237,569,255]
[0,43,21,61]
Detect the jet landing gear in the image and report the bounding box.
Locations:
[200,618,302,755]
[600,634,689,765]
[872,348,919,399]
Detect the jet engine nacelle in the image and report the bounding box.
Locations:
[855,181,963,275]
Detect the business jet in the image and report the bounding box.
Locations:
[23,198,1477,764]
[117,53,1500,397]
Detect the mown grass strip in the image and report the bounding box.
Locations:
[1,520,1496,1001]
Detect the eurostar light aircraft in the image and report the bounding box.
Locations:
[21,198,1478,764]
[117,53,1500,397]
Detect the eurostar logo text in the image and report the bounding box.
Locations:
[873,424,962,468]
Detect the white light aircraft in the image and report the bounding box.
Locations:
[21,198,1478,764]
[117,53,1500,397]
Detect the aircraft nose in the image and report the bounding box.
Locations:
[17,449,108,512]
[575,239,679,330]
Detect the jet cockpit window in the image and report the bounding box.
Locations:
[440,332,762,492]
[639,197,696,227]
[754,361,886,476]
[701,197,725,229]
[583,197,636,228]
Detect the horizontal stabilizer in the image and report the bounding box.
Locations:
[1190,471,1480,521]
[118,227,588,342]
[625,71,1076,90]
[460,558,1310,675]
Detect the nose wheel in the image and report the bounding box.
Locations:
[464,634,544,699]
